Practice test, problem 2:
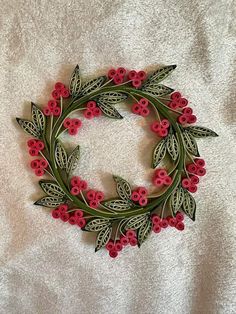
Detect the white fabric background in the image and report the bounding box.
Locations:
[0,0,236,313]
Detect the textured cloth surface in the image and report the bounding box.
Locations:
[0,0,236,313]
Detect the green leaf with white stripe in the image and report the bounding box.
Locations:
[182,190,196,221]
[170,185,185,215]
[137,218,152,247]
[69,65,81,97]
[113,176,132,200]
[185,126,218,138]
[39,180,65,197]
[84,218,111,232]
[142,84,174,96]
[34,196,65,208]
[125,214,149,230]
[55,141,67,169]
[66,145,80,175]
[16,118,40,138]
[31,103,45,133]
[182,131,199,156]
[102,199,133,211]
[152,138,167,168]
[95,225,112,252]
[80,76,106,96]
[167,133,179,161]
[146,65,176,84]
[98,92,127,104]
[98,101,123,119]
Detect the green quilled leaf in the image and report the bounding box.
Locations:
[137,218,152,247]
[55,141,67,169]
[141,84,174,97]
[69,65,81,97]
[102,199,133,211]
[125,214,149,231]
[170,185,185,215]
[182,131,199,156]
[113,176,132,200]
[66,145,80,175]
[80,76,106,96]
[185,126,218,138]
[182,190,196,221]
[146,65,177,84]
[95,225,112,252]
[16,118,40,138]
[84,218,111,232]
[152,138,167,168]
[98,92,127,104]
[39,180,65,197]
[34,196,65,208]
[98,101,123,119]
[31,103,45,133]
[167,133,179,161]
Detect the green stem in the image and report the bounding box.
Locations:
[48,85,185,219]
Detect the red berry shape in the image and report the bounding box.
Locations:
[109,250,118,258]
[131,103,141,114]
[115,241,123,252]
[152,224,161,233]
[61,88,70,98]
[132,79,142,88]
[160,219,168,228]
[137,71,147,81]
[129,237,138,246]
[48,100,58,110]
[77,218,86,228]
[196,168,206,176]
[93,107,102,117]
[87,101,96,109]
[182,178,190,188]
[30,159,40,169]
[52,209,60,219]
[195,159,205,168]
[117,67,126,77]
[89,200,98,208]
[187,115,197,124]
[151,214,161,225]
[63,118,72,128]
[141,107,150,117]
[68,216,77,225]
[131,191,140,202]
[179,98,188,107]
[168,217,177,227]
[87,190,96,201]
[139,197,148,206]
[138,187,148,197]
[71,176,80,186]
[60,212,70,222]
[52,90,60,100]
[58,204,68,213]
[106,240,114,251]
[176,212,184,222]
[139,98,148,107]
[171,92,182,100]
[113,74,123,85]
[71,186,80,195]
[175,221,185,231]
[74,210,84,218]
[95,191,104,202]
[108,69,116,79]
[190,175,199,185]
[178,115,188,124]
[52,107,61,116]
[128,70,137,80]
[43,107,51,116]
[163,176,172,186]
[153,177,163,187]
[39,159,48,169]
[156,169,168,178]
[29,148,39,156]
[35,168,44,176]
[188,184,197,193]
[55,82,65,90]
[160,119,170,129]
[183,107,193,115]
[27,139,37,147]
[120,236,129,246]
[84,109,94,119]
[79,180,87,190]
[126,230,136,238]
[68,127,78,136]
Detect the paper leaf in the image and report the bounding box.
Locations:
[182,131,199,156]
[31,103,45,133]
[185,126,218,138]
[34,196,65,208]
[113,176,132,200]
[125,214,149,230]
[69,65,81,97]
[182,190,196,221]
[98,101,123,119]
[84,218,111,232]
[16,118,40,138]
[102,199,133,211]
[167,133,179,161]
[95,225,112,252]
[98,92,127,104]
[66,145,80,175]
[55,141,67,169]
[152,138,167,168]
[137,218,152,247]
[80,76,106,96]
[141,84,174,96]
[146,65,177,84]
[39,180,65,197]
[170,185,185,215]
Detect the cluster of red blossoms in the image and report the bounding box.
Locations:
[43,82,69,117]
[168,92,188,109]
[106,229,138,258]
[178,107,197,125]
[152,169,172,187]
[182,159,206,193]
[51,204,86,228]
[152,212,185,233]
[83,101,101,119]
[86,190,104,209]
[70,176,88,196]
[30,158,48,176]
[131,98,150,117]
[27,139,44,156]
[108,67,147,88]
[63,118,82,135]
[150,119,170,137]
[131,187,148,206]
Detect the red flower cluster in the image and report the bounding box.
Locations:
[52,82,70,100]
[70,176,88,195]
[86,190,104,208]
[43,100,61,117]
[131,187,148,206]
[27,139,44,156]
[178,107,197,125]
[150,119,170,137]
[186,159,206,176]
[182,175,199,193]
[51,204,86,228]
[131,98,150,116]
[83,101,101,119]
[168,92,188,109]
[152,169,173,187]
[106,229,138,258]
[63,118,82,135]
[30,158,48,176]
[152,212,185,233]
[107,67,147,88]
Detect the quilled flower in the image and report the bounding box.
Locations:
[150,119,170,137]
[152,168,172,187]
[131,187,148,206]
[131,98,150,117]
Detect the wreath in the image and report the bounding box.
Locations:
[16,65,218,258]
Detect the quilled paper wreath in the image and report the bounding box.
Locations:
[16,65,218,258]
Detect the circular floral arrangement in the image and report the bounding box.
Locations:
[16,65,218,258]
